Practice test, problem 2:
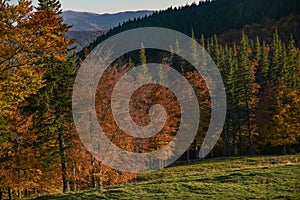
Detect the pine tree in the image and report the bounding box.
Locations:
[257,41,270,87]
[231,42,240,155]
[281,44,289,83]
[223,46,235,156]
[29,0,74,193]
[212,34,221,68]
[36,0,62,14]
[254,36,261,64]
[237,31,256,155]
[269,29,282,82]
[139,43,149,78]
[286,35,299,88]
[191,28,199,67]
[174,39,184,73]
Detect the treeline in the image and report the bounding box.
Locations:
[0,0,300,199]
[180,31,300,158]
[126,29,300,160]
[77,0,300,64]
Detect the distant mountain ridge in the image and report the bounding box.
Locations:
[63,10,153,51]
[63,10,153,31]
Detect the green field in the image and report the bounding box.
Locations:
[35,155,300,200]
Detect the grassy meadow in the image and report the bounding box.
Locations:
[34,154,300,200]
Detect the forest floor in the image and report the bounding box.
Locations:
[34,154,300,200]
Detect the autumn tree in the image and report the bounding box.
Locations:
[0,0,46,119]
[269,80,300,154]
[26,0,75,193]
[0,0,74,197]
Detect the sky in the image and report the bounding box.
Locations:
[11,0,198,14]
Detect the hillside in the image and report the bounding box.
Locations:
[63,10,153,51]
[62,10,153,31]
[1,0,299,198]
[34,154,300,199]
[77,0,300,61]
[66,30,105,52]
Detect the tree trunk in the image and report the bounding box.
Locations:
[58,126,69,193]
[283,144,287,155]
[186,149,190,162]
[238,127,243,155]
[223,132,226,157]
[233,121,238,156]
[223,124,229,156]
[16,139,21,199]
[193,139,198,159]
[25,189,28,198]
[91,156,97,188]
[226,124,231,156]
[245,98,253,155]
[18,190,21,199]
[8,187,12,200]
[70,166,77,191]
[198,131,205,159]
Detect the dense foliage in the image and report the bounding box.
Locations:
[0,0,299,199]
[77,0,300,64]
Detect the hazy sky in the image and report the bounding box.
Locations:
[12,0,198,14]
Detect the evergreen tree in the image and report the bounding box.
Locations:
[36,0,62,14]
[286,35,299,88]
[254,36,261,64]
[224,46,235,156]
[237,31,256,155]
[30,0,74,193]
[139,43,149,78]
[174,39,184,73]
[191,28,199,68]
[269,29,282,82]
[231,42,241,155]
[257,41,270,87]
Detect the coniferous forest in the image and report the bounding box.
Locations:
[0,0,299,199]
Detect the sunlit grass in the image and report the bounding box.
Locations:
[34,154,300,199]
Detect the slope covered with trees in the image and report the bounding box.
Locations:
[77,0,300,63]
[0,0,299,199]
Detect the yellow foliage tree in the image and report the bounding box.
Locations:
[0,0,73,117]
[271,80,300,154]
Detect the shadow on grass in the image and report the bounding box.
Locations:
[33,191,106,200]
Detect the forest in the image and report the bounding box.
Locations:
[0,0,299,199]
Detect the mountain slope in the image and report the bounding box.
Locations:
[63,10,153,51]
[76,0,300,63]
[66,30,105,52]
[63,10,153,31]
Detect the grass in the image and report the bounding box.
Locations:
[34,154,300,199]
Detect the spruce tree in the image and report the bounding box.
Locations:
[257,41,270,87]
[269,29,282,82]
[139,43,149,79]
[30,0,73,193]
[191,28,199,68]
[286,35,299,88]
[254,36,261,64]
[238,31,255,155]
[231,42,240,155]
[36,0,62,14]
